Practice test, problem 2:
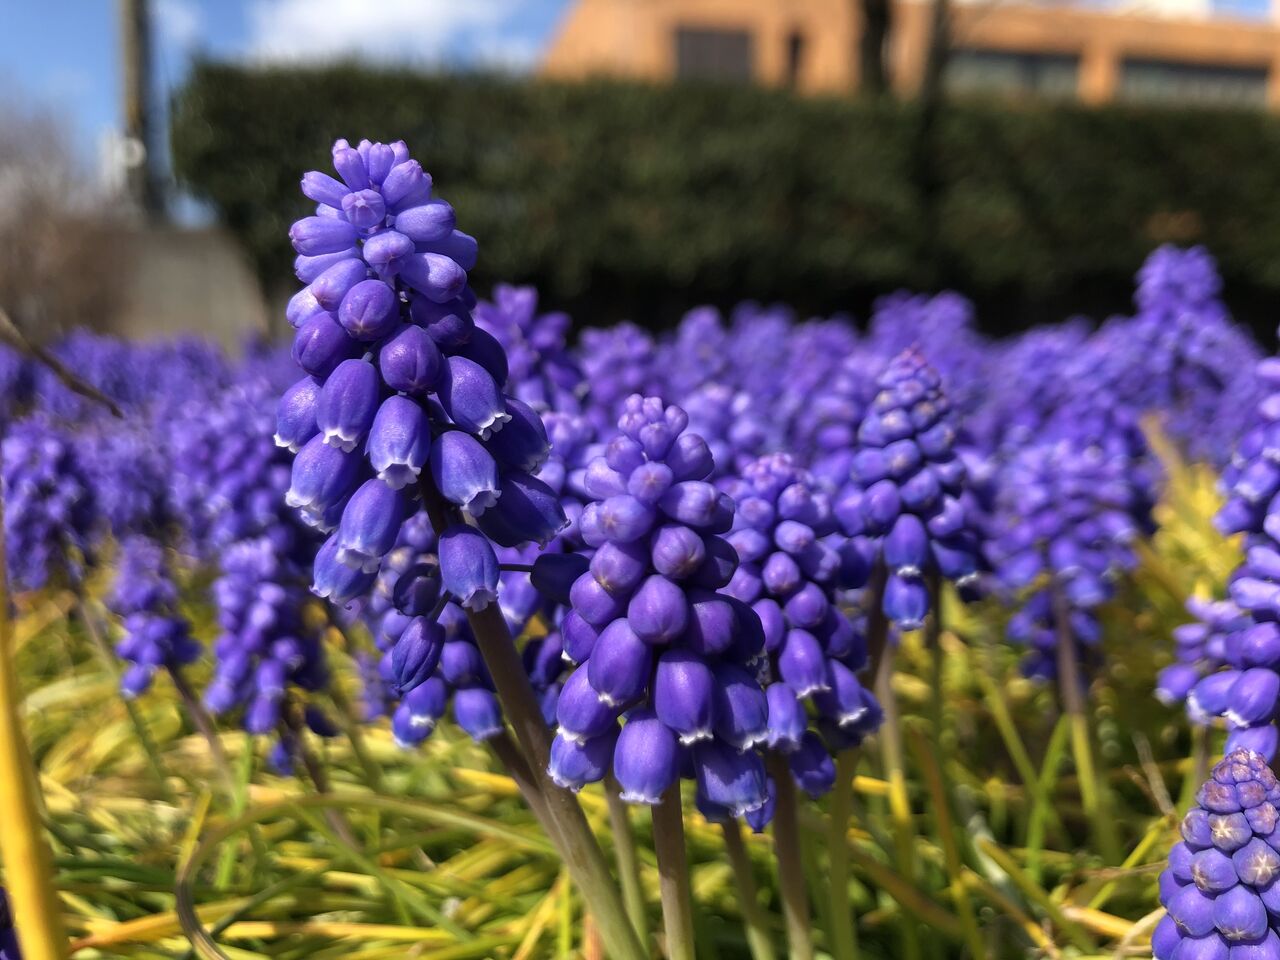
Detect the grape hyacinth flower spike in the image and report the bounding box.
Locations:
[283,138,644,960]
[834,347,982,631]
[1154,749,1280,960]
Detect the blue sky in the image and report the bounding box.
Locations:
[0,0,570,175]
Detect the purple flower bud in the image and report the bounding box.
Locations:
[627,575,689,644]
[1233,838,1280,887]
[362,230,415,278]
[392,560,441,616]
[438,525,499,611]
[400,251,467,302]
[452,327,509,388]
[475,472,568,548]
[390,617,444,694]
[301,170,348,208]
[654,650,714,744]
[366,395,431,490]
[712,663,768,750]
[530,554,590,606]
[683,591,736,656]
[311,258,369,311]
[614,708,678,804]
[318,359,381,452]
[651,524,706,580]
[666,433,715,481]
[693,740,768,817]
[570,571,626,627]
[439,356,511,439]
[287,434,361,522]
[860,480,902,534]
[290,216,358,256]
[557,667,621,742]
[340,188,386,230]
[780,629,829,697]
[692,535,739,589]
[766,682,806,752]
[561,611,600,664]
[392,676,448,746]
[431,431,500,516]
[287,286,328,328]
[814,659,873,728]
[382,158,427,208]
[411,296,474,346]
[338,279,399,340]
[588,540,649,597]
[485,399,550,474]
[549,728,617,791]
[1214,883,1268,941]
[588,619,652,707]
[628,462,675,505]
[454,687,503,742]
[597,495,657,543]
[274,376,322,453]
[789,731,836,798]
[439,640,485,687]
[336,479,408,572]
[660,481,721,528]
[884,574,928,631]
[885,513,929,577]
[1170,882,1219,937]
[1227,669,1280,728]
[762,551,802,597]
[379,324,443,395]
[293,314,359,378]
[295,248,360,284]
[395,200,456,242]
[1193,847,1242,890]
[784,582,829,629]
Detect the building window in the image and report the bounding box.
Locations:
[786,30,806,87]
[947,49,1080,99]
[1119,59,1268,107]
[674,27,754,83]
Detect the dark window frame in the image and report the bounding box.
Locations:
[674,25,755,83]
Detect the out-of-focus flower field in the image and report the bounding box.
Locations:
[3,140,1277,960]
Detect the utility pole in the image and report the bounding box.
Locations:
[120,0,163,220]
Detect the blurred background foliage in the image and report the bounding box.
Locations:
[172,62,1280,338]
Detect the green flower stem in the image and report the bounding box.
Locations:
[170,664,238,797]
[827,565,890,960]
[651,788,696,960]
[1051,580,1119,863]
[604,775,649,946]
[872,636,920,960]
[76,599,173,799]
[419,486,648,960]
[721,819,777,960]
[767,752,814,960]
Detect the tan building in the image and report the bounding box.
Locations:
[544,0,1280,107]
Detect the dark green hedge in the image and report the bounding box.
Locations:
[170,62,1280,335]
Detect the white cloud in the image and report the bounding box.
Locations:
[245,0,525,66]
[155,0,203,50]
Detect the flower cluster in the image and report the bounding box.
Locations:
[548,396,775,824]
[474,283,583,413]
[990,437,1149,679]
[834,348,982,630]
[2,418,97,592]
[722,453,882,797]
[1154,749,1280,960]
[282,137,564,608]
[108,536,200,698]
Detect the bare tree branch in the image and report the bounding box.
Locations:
[0,307,123,418]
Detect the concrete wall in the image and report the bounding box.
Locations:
[106,226,270,349]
